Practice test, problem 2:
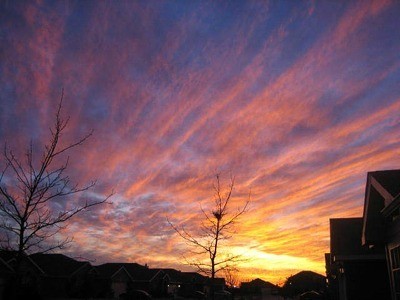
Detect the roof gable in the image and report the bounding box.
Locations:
[0,256,14,273]
[96,263,130,278]
[123,263,158,281]
[96,263,160,281]
[0,250,44,274]
[0,250,19,263]
[290,271,325,282]
[370,170,400,202]
[241,278,276,289]
[362,170,400,245]
[153,269,207,283]
[29,253,90,277]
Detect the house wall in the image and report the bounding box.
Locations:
[178,282,205,297]
[386,208,400,300]
[387,244,400,300]
[0,276,15,300]
[167,283,179,295]
[387,223,400,300]
[112,282,127,298]
[39,277,69,298]
[149,272,168,297]
[110,270,131,298]
[342,260,390,300]
[68,266,100,298]
[131,281,151,293]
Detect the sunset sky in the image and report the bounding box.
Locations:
[1,0,400,284]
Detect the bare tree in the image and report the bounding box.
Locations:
[0,92,112,262]
[168,174,249,286]
[224,267,240,288]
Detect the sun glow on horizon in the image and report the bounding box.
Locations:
[1,0,400,286]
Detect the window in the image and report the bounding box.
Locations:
[391,208,400,222]
[391,246,400,299]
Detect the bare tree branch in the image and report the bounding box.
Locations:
[0,91,112,263]
[168,173,250,291]
[224,267,240,288]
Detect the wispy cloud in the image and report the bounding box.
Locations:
[1,0,400,284]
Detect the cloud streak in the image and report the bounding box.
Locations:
[1,0,400,284]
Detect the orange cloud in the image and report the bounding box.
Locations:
[1,0,399,284]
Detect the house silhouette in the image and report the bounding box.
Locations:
[326,169,400,300]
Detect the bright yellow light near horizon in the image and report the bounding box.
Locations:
[228,246,325,282]
[235,247,322,269]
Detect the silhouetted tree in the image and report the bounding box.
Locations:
[168,174,249,298]
[0,91,112,263]
[224,267,240,288]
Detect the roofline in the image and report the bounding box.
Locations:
[381,193,400,217]
[330,217,362,221]
[361,172,371,245]
[149,269,163,282]
[111,266,134,281]
[29,253,92,276]
[361,170,400,245]
[333,254,386,262]
[0,257,15,272]
[70,261,92,277]
[370,176,395,203]
[162,273,171,281]
[26,255,46,275]
[97,264,165,282]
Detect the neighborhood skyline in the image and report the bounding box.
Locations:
[1,0,400,284]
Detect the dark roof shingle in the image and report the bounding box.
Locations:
[96,263,160,281]
[29,253,89,277]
